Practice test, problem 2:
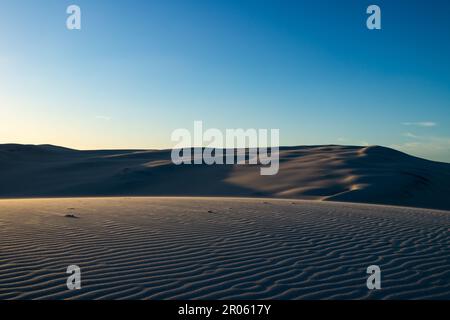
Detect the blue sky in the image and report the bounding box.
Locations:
[1,0,449,162]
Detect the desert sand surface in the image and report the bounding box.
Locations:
[0,197,449,300]
[1,144,450,210]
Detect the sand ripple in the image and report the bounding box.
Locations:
[0,197,449,300]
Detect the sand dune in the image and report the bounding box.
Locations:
[0,197,449,300]
[1,144,450,210]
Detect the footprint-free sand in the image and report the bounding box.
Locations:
[0,197,448,300]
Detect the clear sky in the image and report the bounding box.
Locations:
[1,0,449,162]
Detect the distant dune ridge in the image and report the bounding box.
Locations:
[1,147,450,300]
[1,144,450,210]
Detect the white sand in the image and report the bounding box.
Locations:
[0,197,449,300]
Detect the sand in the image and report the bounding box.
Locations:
[1,144,450,210]
[0,197,449,300]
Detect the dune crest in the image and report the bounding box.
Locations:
[1,144,450,210]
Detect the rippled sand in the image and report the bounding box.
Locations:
[0,197,449,300]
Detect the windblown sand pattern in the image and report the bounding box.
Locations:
[0,197,449,300]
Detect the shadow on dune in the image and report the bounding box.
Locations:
[1,143,450,211]
[0,145,264,198]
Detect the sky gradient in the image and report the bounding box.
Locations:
[1,0,450,162]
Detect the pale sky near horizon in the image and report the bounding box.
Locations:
[1,0,450,162]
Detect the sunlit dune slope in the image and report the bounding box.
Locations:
[1,144,450,210]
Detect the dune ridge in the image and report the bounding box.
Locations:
[1,144,450,210]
